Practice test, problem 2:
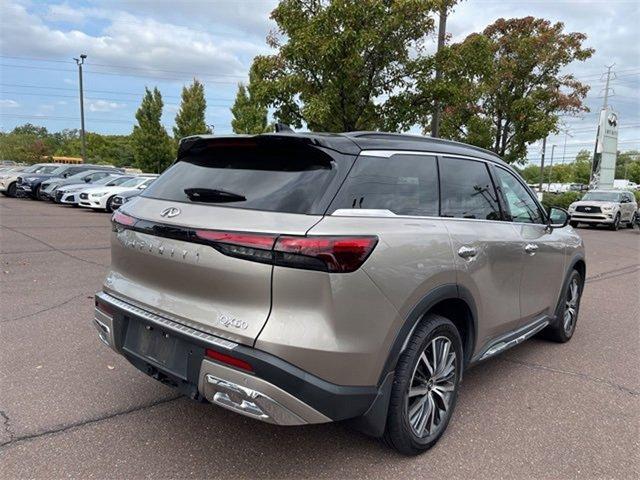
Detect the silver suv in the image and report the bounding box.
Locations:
[568,190,638,230]
[94,132,586,455]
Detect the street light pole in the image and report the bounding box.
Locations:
[538,136,547,193]
[74,54,87,162]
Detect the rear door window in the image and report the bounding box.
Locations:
[142,143,337,214]
[439,157,501,220]
[329,153,439,216]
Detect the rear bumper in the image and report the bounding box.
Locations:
[93,291,377,425]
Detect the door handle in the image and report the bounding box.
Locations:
[524,243,539,255]
[457,245,478,259]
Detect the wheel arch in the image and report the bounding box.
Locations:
[351,284,477,438]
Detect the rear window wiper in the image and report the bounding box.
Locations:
[184,187,247,203]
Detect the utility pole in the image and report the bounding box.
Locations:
[538,136,547,193]
[602,64,615,109]
[430,2,448,138]
[548,144,556,185]
[74,54,87,162]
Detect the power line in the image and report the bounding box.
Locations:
[0,90,232,107]
[0,54,249,79]
[0,82,234,101]
[1,63,244,84]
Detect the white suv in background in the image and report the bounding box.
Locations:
[78,175,158,212]
[568,190,637,230]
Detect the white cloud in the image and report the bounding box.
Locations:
[46,3,85,24]
[0,99,20,108]
[88,99,125,112]
[0,2,265,80]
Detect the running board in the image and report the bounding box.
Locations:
[478,318,550,361]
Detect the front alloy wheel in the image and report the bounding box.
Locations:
[563,277,580,336]
[407,336,457,438]
[610,213,620,231]
[542,269,582,343]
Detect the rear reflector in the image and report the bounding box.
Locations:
[95,297,114,316]
[205,349,254,372]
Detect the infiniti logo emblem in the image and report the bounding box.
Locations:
[160,207,181,218]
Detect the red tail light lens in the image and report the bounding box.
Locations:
[112,210,136,227]
[205,349,254,372]
[193,229,377,273]
[195,230,276,264]
[274,236,378,273]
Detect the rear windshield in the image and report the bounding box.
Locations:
[142,144,336,214]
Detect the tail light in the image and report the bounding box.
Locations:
[274,236,378,273]
[195,230,276,265]
[112,210,136,229]
[110,213,377,273]
[195,230,377,273]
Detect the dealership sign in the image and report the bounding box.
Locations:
[591,107,619,189]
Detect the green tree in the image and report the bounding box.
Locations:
[615,150,639,180]
[249,0,436,131]
[391,17,594,163]
[131,87,174,173]
[572,149,592,184]
[231,83,269,134]
[0,131,51,164]
[173,78,211,141]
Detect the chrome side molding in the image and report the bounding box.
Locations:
[479,318,550,361]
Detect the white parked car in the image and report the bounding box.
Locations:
[56,174,135,205]
[0,163,60,197]
[78,175,158,212]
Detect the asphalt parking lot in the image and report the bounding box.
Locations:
[1,196,638,479]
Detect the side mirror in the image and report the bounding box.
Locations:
[547,207,569,231]
[138,184,147,190]
[85,177,91,183]
[63,173,69,178]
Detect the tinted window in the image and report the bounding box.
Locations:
[330,154,438,216]
[440,158,500,220]
[494,167,544,224]
[143,144,336,214]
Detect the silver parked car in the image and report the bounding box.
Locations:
[568,190,638,230]
[94,132,585,455]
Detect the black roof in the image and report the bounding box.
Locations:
[178,131,506,165]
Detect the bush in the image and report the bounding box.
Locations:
[634,190,640,204]
[541,191,583,210]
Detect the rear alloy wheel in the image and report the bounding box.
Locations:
[542,269,582,343]
[384,314,462,455]
[7,182,17,197]
[609,213,620,231]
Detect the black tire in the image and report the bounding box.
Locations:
[609,213,620,231]
[569,221,579,228]
[7,182,17,197]
[35,184,44,201]
[105,195,116,213]
[383,314,463,455]
[542,269,583,343]
[626,219,634,229]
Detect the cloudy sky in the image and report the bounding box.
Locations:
[0,0,638,165]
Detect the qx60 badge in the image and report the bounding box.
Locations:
[160,207,181,218]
